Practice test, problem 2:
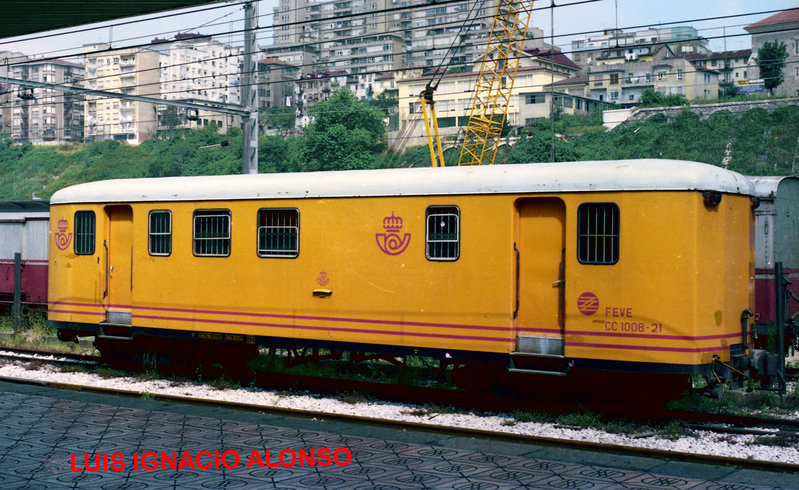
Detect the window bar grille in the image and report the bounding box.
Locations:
[149,211,171,255]
[75,211,95,255]
[426,207,459,261]
[194,212,230,256]
[258,209,298,257]
[578,203,618,265]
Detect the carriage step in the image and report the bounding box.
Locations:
[98,323,133,341]
[507,367,568,376]
[509,351,568,376]
[510,351,564,359]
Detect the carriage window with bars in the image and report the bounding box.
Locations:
[148,210,172,256]
[257,208,299,258]
[193,210,231,257]
[577,203,619,265]
[426,206,459,261]
[74,210,95,255]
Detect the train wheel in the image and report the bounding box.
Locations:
[452,361,503,392]
[95,336,259,379]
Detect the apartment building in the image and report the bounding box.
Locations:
[685,50,752,87]
[0,54,84,145]
[587,45,719,105]
[83,43,160,144]
[270,0,405,75]
[268,0,544,74]
[149,33,243,132]
[153,33,242,106]
[571,26,710,72]
[745,8,799,97]
[258,58,300,110]
[396,48,580,150]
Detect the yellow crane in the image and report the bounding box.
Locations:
[421,0,535,167]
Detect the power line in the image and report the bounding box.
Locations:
[4,1,790,69]
[9,61,796,144]
[4,0,788,100]
[6,15,792,110]
[1,0,788,97]
[2,3,796,136]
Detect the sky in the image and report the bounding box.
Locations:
[0,0,797,62]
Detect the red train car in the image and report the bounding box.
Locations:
[0,200,50,306]
[749,177,799,330]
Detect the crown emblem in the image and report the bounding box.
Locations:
[57,218,68,232]
[383,212,403,233]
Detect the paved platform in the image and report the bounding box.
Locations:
[0,380,794,489]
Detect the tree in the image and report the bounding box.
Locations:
[159,106,182,136]
[302,88,386,171]
[757,41,789,94]
[260,107,295,131]
[639,88,688,108]
[505,130,578,163]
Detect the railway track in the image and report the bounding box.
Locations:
[0,345,798,472]
[1,345,797,424]
[0,345,101,367]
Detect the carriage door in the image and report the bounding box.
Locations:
[104,205,133,325]
[514,198,565,356]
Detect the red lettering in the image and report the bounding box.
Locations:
[196,451,213,470]
[317,448,332,467]
[161,452,178,471]
[142,452,159,471]
[221,450,239,469]
[110,453,125,472]
[264,450,279,468]
[333,448,351,466]
[279,449,296,467]
[247,450,264,469]
[298,449,315,466]
[70,454,84,473]
[84,454,101,473]
[176,451,195,470]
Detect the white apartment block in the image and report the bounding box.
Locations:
[151,34,242,131]
[0,52,84,145]
[269,0,544,73]
[83,43,160,144]
[272,0,405,74]
[154,34,242,107]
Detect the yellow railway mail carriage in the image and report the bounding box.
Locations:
[48,160,756,387]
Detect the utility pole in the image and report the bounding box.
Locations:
[241,1,259,174]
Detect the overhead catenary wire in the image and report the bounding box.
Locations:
[0,0,787,97]
[1,2,795,135]
[3,22,795,118]
[7,7,795,101]
[1,1,788,70]
[2,4,789,113]
[10,54,797,145]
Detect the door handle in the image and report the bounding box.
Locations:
[313,288,332,297]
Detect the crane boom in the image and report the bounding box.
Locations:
[420,84,446,167]
[458,0,534,166]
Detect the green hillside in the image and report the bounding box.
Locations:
[1,105,797,201]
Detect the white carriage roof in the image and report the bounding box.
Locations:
[50,159,754,205]
[747,176,799,199]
